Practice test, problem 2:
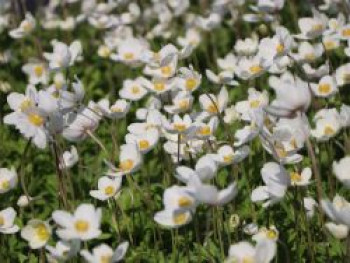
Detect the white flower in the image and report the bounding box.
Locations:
[217,53,236,73]
[176,67,202,92]
[199,86,228,116]
[235,55,270,80]
[119,78,148,101]
[289,167,312,186]
[9,13,36,39]
[295,10,327,39]
[177,27,201,48]
[163,114,196,134]
[111,37,149,66]
[125,128,159,154]
[80,242,129,263]
[22,61,49,85]
[206,69,238,86]
[310,75,337,98]
[21,220,51,249]
[0,207,19,234]
[17,195,32,207]
[212,145,250,166]
[252,226,279,242]
[335,63,350,86]
[140,77,176,95]
[44,40,82,70]
[90,176,122,201]
[52,203,102,241]
[163,185,197,211]
[325,222,349,239]
[46,240,80,262]
[234,35,259,56]
[224,105,240,124]
[304,197,318,219]
[293,42,323,63]
[333,156,350,188]
[302,63,329,79]
[321,195,350,226]
[154,209,192,228]
[235,88,269,121]
[60,146,79,169]
[311,108,342,141]
[164,91,194,114]
[98,98,130,120]
[0,167,17,194]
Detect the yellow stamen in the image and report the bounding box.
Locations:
[1,180,9,190]
[207,103,218,114]
[318,84,331,94]
[119,159,134,172]
[290,172,302,182]
[249,65,263,74]
[324,125,335,136]
[342,28,350,37]
[161,66,172,76]
[104,186,115,196]
[139,140,150,150]
[223,154,234,163]
[28,113,44,126]
[185,78,197,91]
[174,123,186,132]
[35,223,50,241]
[249,100,260,109]
[154,82,165,92]
[131,86,140,94]
[276,43,284,54]
[178,197,193,207]
[0,216,4,226]
[123,52,134,60]
[173,213,187,225]
[34,65,44,77]
[74,220,89,233]
[20,99,33,112]
[266,229,278,240]
[197,126,211,136]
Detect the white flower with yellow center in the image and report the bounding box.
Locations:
[322,195,350,227]
[163,185,197,211]
[289,167,312,186]
[310,75,337,98]
[98,98,130,120]
[212,145,250,166]
[154,209,192,228]
[235,88,269,121]
[52,204,102,241]
[164,91,194,114]
[81,242,129,263]
[140,77,175,95]
[21,220,51,249]
[90,176,122,201]
[235,55,270,80]
[164,114,195,134]
[194,116,218,139]
[322,35,340,51]
[111,37,149,66]
[9,13,36,39]
[119,78,148,101]
[199,86,228,116]
[295,10,327,39]
[125,128,159,154]
[293,42,323,63]
[311,108,342,141]
[0,207,19,234]
[335,63,350,86]
[176,66,202,92]
[253,226,279,242]
[0,167,17,194]
[22,61,49,85]
[217,53,236,74]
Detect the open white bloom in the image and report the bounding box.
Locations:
[235,88,269,121]
[90,176,122,201]
[322,195,350,226]
[333,156,350,188]
[163,114,196,134]
[164,91,193,114]
[289,167,312,186]
[111,37,149,66]
[212,145,249,166]
[217,53,236,74]
[163,185,197,211]
[311,108,342,141]
[206,70,238,86]
[310,75,337,98]
[60,146,79,169]
[325,222,349,239]
[44,40,82,70]
[234,35,259,56]
[295,10,327,39]
[177,27,201,48]
[80,242,129,263]
[0,167,17,194]
[251,162,290,207]
[235,55,270,80]
[52,203,102,241]
[302,63,329,80]
[119,78,148,101]
[22,61,49,85]
[140,77,176,95]
[176,67,201,93]
[21,220,51,249]
[0,207,19,234]
[253,226,279,242]
[9,13,36,39]
[98,98,130,120]
[46,240,80,262]
[335,63,350,86]
[293,42,323,63]
[304,197,318,219]
[125,128,159,154]
[199,86,228,116]
[226,240,276,263]
[224,105,240,124]
[154,209,192,228]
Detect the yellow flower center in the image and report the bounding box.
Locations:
[185,78,197,91]
[178,196,193,207]
[243,257,255,263]
[99,46,111,58]
[266,229,278,240]
[324,125,335,136]
[139,139,150,150]
[276,43,284,54]
[119,159,134,172]
[21,21,33,32]
[249,65,263,74]
[249,100,260,109]
[0,216,4,226]
[123,52,134,60]
[154,82,165,92]
[290,172,302,182]
[35,223,50,241]
[178,100,189,110]
[318,83,331,94]
[207,103,218,114]
[104,185,115,196]
[111,106,123,113]
[174,123,186,132]
[100,255,112,263]
[161,66,172,76]
[1,180,9,190]
[342,28,350,37]
[324,41,336,50]
[131,86,140,94]
[34,65,44,77]
[28,113,44,126]
[20,99,33,112]
[173,213,187,225]
[312,24,323,32]
[197,126,211,136]
[305,53,315,61]
[74,220,89,233]
[223,154,234,163]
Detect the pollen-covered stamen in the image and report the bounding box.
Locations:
[318,83,331,94]
[28,113,44,126]
[74,220,89,233]
[35,223,50,241]
[119,159,134,172]
[185,78,197,91]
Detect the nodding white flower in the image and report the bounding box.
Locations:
[164,91,194,114]
[302,63,330,79]
[163,185,197,211]
[234,35,259,56]
[9,13,36,39]
[44,40,82,70]
[154,209,192,228]
[253,226,279,242]
[62,105,101,142]
[335,63,350,87]
[119,78,148,101]
[236,55,271,80]
[217,53,237,74]
[163,114,196,134]
[125,128,159,154]
[206,70,239,86]
[80,242,129,263]
[98,98,130,120]
[226,240,276,263]
[322,35,340,51]
[0,167,17,194]
[251,162,290,207]
[140,77,176,95]
[295,10,327,39]
[188,174,238,205]
[176,67,201,93]
[310,75,337,98]
[333,156,350,188]
[224,105,240,124]
[17,195,32,207]
[21,220,51,249]
[175,155,217,183]
[340,104,350,128]
[293,42,323,63]
[22,61,49,85]
[235,88,269,121]
[267,72,311,118]
[90,176,122,201]
[177,27,201,48]
[0,207,19,234]
[304,197,318,219]
[212,145,249,166]
[46,240,80,262]
[199,86,228,116]
[60,146,79,169]
[108,144,143,177]
[322,195,350,227]
[289,167,312,186]
[52,203,102,241]
[111,37,149,66]
[325,222,349,239]
[311,108,342,141]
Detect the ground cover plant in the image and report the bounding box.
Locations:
[1,0,350,262]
